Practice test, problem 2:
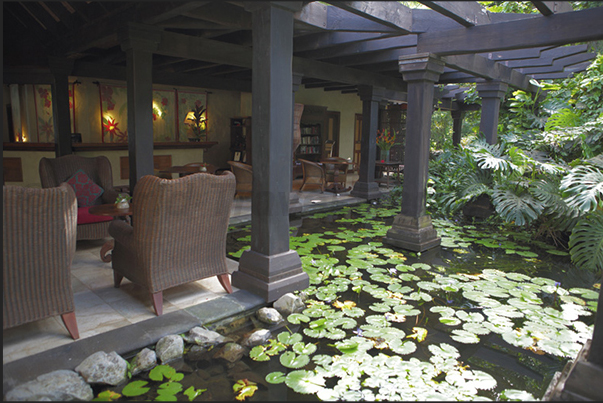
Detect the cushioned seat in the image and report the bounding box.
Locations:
[39,155,118,240]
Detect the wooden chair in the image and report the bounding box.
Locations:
[298,158,326,193]
[227,161,253,196]
[322,157,349,190]
[108,171,237,316]
[3,183,80,340]
[39,155,118,240]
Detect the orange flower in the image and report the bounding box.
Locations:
[376,128,398,151]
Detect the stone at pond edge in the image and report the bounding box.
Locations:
[4,369,93,401]
[75,351,128,386]
[130,347,157,376]
[183,326,229,347]
[212,342,246,363]
[156,335,184,363]
[273,292,305,317]
[240,328,271,348]
[256,307,283,325]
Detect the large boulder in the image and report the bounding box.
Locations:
[75,351,128,386]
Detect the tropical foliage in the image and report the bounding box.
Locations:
[425,53,603,274]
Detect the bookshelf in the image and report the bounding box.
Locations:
[296,105,327,162]
[230,117,251,164]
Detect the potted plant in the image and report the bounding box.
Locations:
[115,193,132,209]
[185,104,207,142]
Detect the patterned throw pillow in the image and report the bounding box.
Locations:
[66,169,104,207]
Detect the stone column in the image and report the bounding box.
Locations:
[232,1,309,303]
[384,53,445,252]
[48,57,74,157]
[451,109,465,147]
[350,85,385,200]
[477,81,508,145]
[119,23,161,192]
[290,73,303,212]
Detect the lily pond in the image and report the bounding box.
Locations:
[96,202,600,401]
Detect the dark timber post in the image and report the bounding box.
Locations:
[451,109,465,147]
[476,81,508,145]
[350,85,385,200]
[384,53,444,252]
[119,23,161,192]
[48,57,74,157]
[233,1,309,302]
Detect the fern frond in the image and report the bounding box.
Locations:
[544,108,582,131]
[569,211,603,272]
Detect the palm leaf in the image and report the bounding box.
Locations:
[569,211,603,272]
[560,164,603,212]
[544,108,582,131]
[492,186,544,226]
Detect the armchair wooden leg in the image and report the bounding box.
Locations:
[152,291,163,316]
[217,273,233,294]
[113,271,124,288]
[61,311,80,340]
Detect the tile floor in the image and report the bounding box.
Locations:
[3,173,394,367]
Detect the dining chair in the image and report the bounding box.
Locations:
[298,158,326,193]
[322,157,349,190]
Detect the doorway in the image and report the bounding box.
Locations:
[324,111,340,158]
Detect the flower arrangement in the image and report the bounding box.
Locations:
[376,128,398,151]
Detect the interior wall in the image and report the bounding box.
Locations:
[294,87,362,160]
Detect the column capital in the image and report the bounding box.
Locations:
[476,81,508,98]
[399,53,445,83]
[119,23,162,53]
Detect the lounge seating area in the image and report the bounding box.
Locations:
[2,170,362,366]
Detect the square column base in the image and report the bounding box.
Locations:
[384,214,441,252]
[350,181,383,200]
[232,249,309,302]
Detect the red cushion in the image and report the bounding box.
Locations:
[78,207,113,225]
[66,169,104,207]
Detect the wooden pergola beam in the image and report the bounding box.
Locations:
[417,7,603,55]
[531,1,573,16]
[326,1,413,33]
[417,1,491,27]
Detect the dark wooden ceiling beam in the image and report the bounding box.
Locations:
[182,1,251,29]
[440,53,537,91]
[326,1,413,33]
[518,52,596,74]
[296,34,416,59]
[294,31,396,53]
[417,7,603,55]
[504,44,589,68]
[417,1,491,27]
[531,1,573,16]
[325,6,402,32]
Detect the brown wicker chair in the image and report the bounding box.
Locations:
[108,171,237,316]
[3,183,80,340]
[39,155,118,240]
[227,161,253,196]
[298,158,326,193]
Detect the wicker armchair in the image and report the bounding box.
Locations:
[109,171,236,316]
[39,155,118,240]
[298,158,326,193]
[3,183,80,340]
[227,161,253,196]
